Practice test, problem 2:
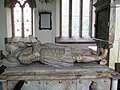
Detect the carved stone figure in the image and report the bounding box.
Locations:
[4,36,108,67]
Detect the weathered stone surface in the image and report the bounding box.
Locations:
[0,62,119,80]
[0,62,120,90]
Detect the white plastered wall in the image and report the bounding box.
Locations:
[0,0,7,52]
[109,5,120,69]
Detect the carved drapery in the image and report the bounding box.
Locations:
[4,0,36,8]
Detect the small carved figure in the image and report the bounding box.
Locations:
[89,81,98,90]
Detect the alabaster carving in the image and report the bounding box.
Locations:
[4,36,108,67]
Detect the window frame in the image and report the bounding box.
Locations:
[11,0,34,38]
[55,0,95,44]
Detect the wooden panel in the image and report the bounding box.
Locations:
[94,5,110,48]
[96,8,109,41]
[115,63,120,73]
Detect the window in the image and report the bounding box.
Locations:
[56,0,96,43]
[4,0,36,37]
[12,0,33,37]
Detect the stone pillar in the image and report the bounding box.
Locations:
[111,79,118,90]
